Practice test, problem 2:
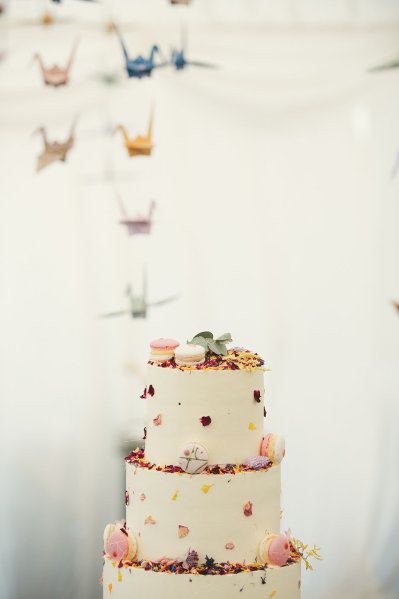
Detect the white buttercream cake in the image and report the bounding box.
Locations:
[101,334,304,599]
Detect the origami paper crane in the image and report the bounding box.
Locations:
[113,110,154,157]
[33,40,78,87]
[101,274,178,320]
[34,118,77,171]
[116,27,166,78]
[368,58,399,73]
[170,29,216,71]
[115,188,155,236]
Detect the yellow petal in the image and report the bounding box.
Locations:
[171,490,178,501]
[248,422,256,430]
[269,591,277,598]
[201,484,213,494]
[117,570,122,583]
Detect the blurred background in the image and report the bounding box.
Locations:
[1,0,399,598]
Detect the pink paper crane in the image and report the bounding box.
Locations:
[32,40,78,87]
[115,188,155,236]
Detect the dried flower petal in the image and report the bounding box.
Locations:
[185,549,199,568]
[248,422,256,430]
[124,490,129,506]
[243,501,253,517]
[139,493,146,501]
[108,583,112,594]
[178,525,189,538]
[153,414,162,426]
[253,390,261,403]
[148,385,155,396]
[225,542,235,550]
[142,427,147,440]
[144,515,156,525]
[140,387,147,399]
[171,490,179,501]
[200,416,211,426]
[201,484,213,494]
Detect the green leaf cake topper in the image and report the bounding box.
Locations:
[188,331,233,356]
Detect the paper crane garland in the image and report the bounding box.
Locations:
[34,119,77,171]
[101,276,178,320]
[113,111,154,157]
[33,40,78,87]
[116,28,166,79]
[114,189,155,236]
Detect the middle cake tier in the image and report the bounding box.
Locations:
[125,462,281,564]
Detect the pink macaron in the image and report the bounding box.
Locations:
[149,338,180,362]
[260,433,285,464]
[106,530,130,561]
[258,533,290,567]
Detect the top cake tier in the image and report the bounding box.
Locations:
[144,363,265,466]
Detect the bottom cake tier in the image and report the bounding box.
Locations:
[102,557,301,599]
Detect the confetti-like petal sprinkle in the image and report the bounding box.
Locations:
[253,390,261,402]
[171,490,179,501]
[117,570,122,582]
[153,414,162,426]
[139,493,146,501]
[108,583,112,594]
[269,591,277,598]
[142,427,147,440]
[144,515,156,525]
[201,484,213,494]
[248,422,256,430]
[140,387,147,399]
[185,549,199,569]
[149,348,265,371]
[200,415,212,426]
[125,491,129,506]
[148,385,155,396]
[125,449,272,475]
[178,525,189,538]
[244,456,271,470]
[225,542,235,550]
[243,501,253,517]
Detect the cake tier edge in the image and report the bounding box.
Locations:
[103,557,301,599]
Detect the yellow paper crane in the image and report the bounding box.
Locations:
[32,40,79,87]
[34,118,77,172]
[113,109,154,157]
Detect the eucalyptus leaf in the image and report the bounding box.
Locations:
[216,333,232,343]
[194,331,213,339]
[190,336,209,349]
[208,340,223,355]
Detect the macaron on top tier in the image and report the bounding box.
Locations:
[174,343,206,366]
[149,338,180,362]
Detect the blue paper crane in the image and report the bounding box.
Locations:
[116,28,166,79]
[171,29,217,71]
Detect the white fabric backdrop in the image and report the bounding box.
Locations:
[1,2,399,598]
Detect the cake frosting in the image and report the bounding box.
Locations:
[102,332,308,599]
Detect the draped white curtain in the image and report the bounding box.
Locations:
[1,2,399,598]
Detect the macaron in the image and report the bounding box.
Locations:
[258,533,290,567]
[104,522,137,561]
[174,343,206,366]
[149,338,180,362]
[260,433,285,464]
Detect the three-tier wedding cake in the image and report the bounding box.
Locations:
[102,333,303,598]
